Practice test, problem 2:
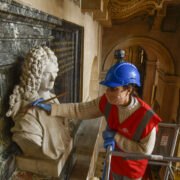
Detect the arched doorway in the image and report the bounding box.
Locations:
[102,36,174,74]
[101,36,178,123]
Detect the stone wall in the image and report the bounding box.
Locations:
[0,0,84,179]
[14,0,101,101]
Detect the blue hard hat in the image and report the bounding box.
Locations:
[100,62,141,87]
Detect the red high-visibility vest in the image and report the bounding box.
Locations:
[99,94,161,179]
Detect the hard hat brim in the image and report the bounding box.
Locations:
[99,80,124,87]
[100,80,141,87]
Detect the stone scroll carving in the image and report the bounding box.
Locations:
[6,46,72,162]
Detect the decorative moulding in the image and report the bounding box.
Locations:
[0,0,62,26]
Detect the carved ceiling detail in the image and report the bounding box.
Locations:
[109,0,163,20]
[80,0,180,27]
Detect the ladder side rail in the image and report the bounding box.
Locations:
[148,161,169,166]
[164,126,180,180]
[158,123,180,128]
[168,166,174,180]
[111,151,180,162]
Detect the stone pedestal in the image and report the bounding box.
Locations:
[15,139,73,178]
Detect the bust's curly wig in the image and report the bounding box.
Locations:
[6,46,58,117]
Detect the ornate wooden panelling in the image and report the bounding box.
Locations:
[161,5,180,32]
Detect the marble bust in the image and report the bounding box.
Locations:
[6,46,72,176]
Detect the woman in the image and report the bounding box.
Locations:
[6,46,71,160]
[31,61,161,179]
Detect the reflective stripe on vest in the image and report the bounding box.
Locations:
[104,101,112,121]
[104,102,155,142]
[111,171,142,180]
[104,101,155,160]
[132,109,155,142]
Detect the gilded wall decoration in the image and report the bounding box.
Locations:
[109,0,163,20]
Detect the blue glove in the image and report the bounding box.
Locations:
[104,137,115,150]
[30,98,51,112]
[102,129,117,140]
[30,98,44,106]
[36,103,51,112]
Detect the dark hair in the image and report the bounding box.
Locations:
[123,83,139,97]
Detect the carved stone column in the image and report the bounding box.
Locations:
[142,59,157,106]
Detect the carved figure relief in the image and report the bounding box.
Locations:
[6,46,71,160]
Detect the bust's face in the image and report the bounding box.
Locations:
[39,62,58,92]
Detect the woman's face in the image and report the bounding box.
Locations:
[39,63,58,92]
[106,86,132,106]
